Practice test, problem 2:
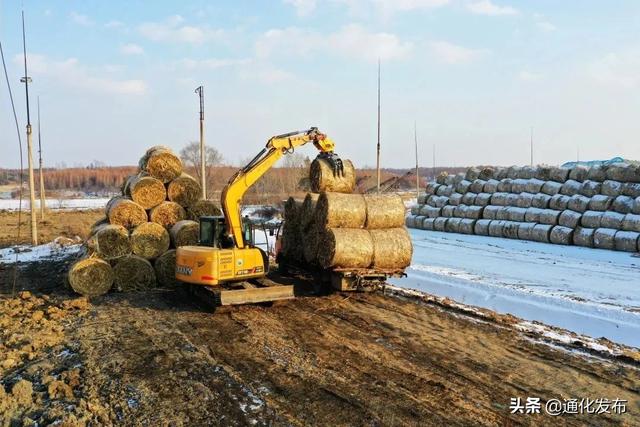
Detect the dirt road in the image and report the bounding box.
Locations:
[2,280,639,426]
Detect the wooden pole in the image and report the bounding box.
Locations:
[195,86,206,199]
[376,59,381,193]
[22,10,37,245]
[37,96,45,219]
[414,121,419,199]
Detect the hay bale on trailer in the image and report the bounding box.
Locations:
[126,174,166,210]
[139,146,183,183]
[588,195,613,211]
[167,173,201,208]
[573,227,595,248]
[558,210,582,229]
[593,228,616,250]
[106,197,148,229]
[113,255,157,292]
[131,222,171,259]
[154,250,179,288]
[186,200,222,221]
[614,231,640,252]
[317,228,373,269]
[87,224,131,260]
[68,258,114,297]
[474,219,491,235]
[310,158,356,193]
[364,194,405,229]
[370,228,413,269]
[170,220,200,247]
[580,180,601,197]
[550,226,573,245]
[315,192,366,229]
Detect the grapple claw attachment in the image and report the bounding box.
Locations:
[316,152,344,177]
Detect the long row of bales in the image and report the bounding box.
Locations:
[282,158,413,271]
[407,162,640,252]
[68,146,221,297]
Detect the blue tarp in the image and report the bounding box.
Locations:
[562,157,626,168]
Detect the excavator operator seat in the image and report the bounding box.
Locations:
[199,216,226,248]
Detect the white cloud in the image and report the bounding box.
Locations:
[467,0,518,16]
[255,24,412,62]
[139,15,224,44]
[374,0,450,12]
[120,44,144,55]
[105,20,124,29]
[518,70,542,81]
[284,0,318,16]
[589,50,640,89]
[429,41,485,64]
[70,11,94,26]
[178,58,251,70]
[536,21,556,32]
[16,53,147,95]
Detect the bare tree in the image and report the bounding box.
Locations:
[180,141,224,193]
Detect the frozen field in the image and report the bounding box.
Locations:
[390,229,640,348]
[0,198,111,211]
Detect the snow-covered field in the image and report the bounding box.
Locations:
[390,229,640,348]
[0,198,111,211]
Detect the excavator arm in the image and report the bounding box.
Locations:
[221,127,342,249]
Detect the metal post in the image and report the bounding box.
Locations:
[21,11,37,245]
[376,59,381,193]
[37,96,45,218]
[414,121,419,199]
[195,86,206,199]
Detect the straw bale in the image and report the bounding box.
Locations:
[488,220,505,237]
[310,158,356,193]
[503,221,520,239]
[511,179,528,193]
[496,207,511,221]
[421,205,441,218]
[465,206,484,220]
[525,207,543,223]
[469,179,486,194]
[405,215,417,228]
[461,193,477,205]
[573,227,595,248]
[474,193,492,207]
[506,193,520,207]
[154,250,179,288]
[315,192,366,229]
[588,195,612,211]
[550,226,573,245]
[87,224,131,260]
[491,193,509,206]
[417,194,428,205]
[446,217,462,233]
[483,179,500,193]
[89,217,109,235]
[601,180,622,197]
[425,182,441,195]
[433,217,448,232]
[454,205,468,218]
[497,179,513,193]
[317,228,373,269]
[459,219,476,234]
[549,195,570,211]
[449,193,463,206]
[507,207,526,222]
[170,220,200,247]
[567,195,590,213]
[456,180,472,194]
[558,210,582,229]
[606,163,633,182]
[139,147,183,183]
[150,201,187,230]
[593,228,616,250]
[539,209,561,226]
[121,174,135,195]
[113,255,157,292]
[569,165,589,182]
[167,173,201,208]
[482,205,501,220]
[622,183,640,198]
[534,166,552,181]
[370,228,413,269]
[531,193,551,209]
[303,226,322,264]
[422,217,436,231]
[106,197,148,229]
[615,231,640,252]
[506,166,522,179]
[444,175,456,186]
[612,195,634,214]
[436,185,454,197]
[68,258,114,297]
[622,214,640,232]
[131,222,171,259]
[474,219,491,236]
[580,180,601,198]
[436,172,448,185]
[364,194,405,229]
[531,224,553,243]
[549,167,570,183]
[441,205,456,218]
[186,200,222,221]
[541,181,562,196]
[581,211,604,229]
[518,166,536,179]
[495,167,508,180]
[465,167,481,181]
[560,180,581,196]
[516,193,534,209]
[524,179,545,194]
[601,211,624,229]
[453,173,466,185]
[517,222,536,240]
[126,175,166,210]
[478,167,495,181]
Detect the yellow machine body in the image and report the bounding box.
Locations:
[176,245,266,286]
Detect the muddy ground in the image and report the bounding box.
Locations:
[1,254,639,426]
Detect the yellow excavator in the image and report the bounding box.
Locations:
[175,127,344,305]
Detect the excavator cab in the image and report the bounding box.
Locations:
[199,216,226,248]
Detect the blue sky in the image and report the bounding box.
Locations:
[1,0,639,169]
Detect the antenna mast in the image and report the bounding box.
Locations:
[376,59,381,193]
[37,96,45,218]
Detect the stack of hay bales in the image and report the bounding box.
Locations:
[282,158,413,271]
[69,146,222,297]
[407,163,640,253]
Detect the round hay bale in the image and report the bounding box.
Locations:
[491,193,508,206]
[456,180,472,194]
[573,227,595,248]
[449,193,463,206]
[106,197,148,229]
[516,193,533,208]
[525,179,545,194]
[364,194,405,229]
[525,207,543,223]
[478,167,494,181]
[139,147,183,183]
[425,182,441,195]
[560,180,581,196]
[534,166,552,181]
[126,175,166,210]
[531,224,553,243]
[580,180,602,198]
[511,179,528,193]
[459,218,476,234]
[506,166,522,179]
[422,217,436,231]
[433,217,448,232]
[517,222,536,240]
[87,224,131,260]
[483,179,500,193]
[581,211,604,229]
[606,163,633,182]
[317,228,373,269]
[370,228,412,269]
[507,207,526,222]
[601,180,622,197]
[316,193,366,229]
[300,193,321,230]
[593,228,616,250]
[426,195,437,207]
[496,207,511,221]
[550,226,574,245]
[445,217,462,233]
[465,206,484,220]
[68,258,114,297]
[410,206,420,216]
[558,210,582,229]
[310,158,356,193]
[417,194,428,205]
[567,195,590,213]
[441,205,455,218]
[622,183,640,198]
[121,174,136,195]
[541,181,562,196]
[549,195,570,211]
[539,209,561,226]
[474,219,491,235]
[531,193,551,209]
[186,199,222,221]
[488,220,505,237]
[436,185,454,197]
[170,220,199,247]
[549,166,570,183]
[495,167,508,180]
[454,205,468,218]
[154,249,179,288]
[303,227,322,264]
[503,221,520,239]
[614,231,640,252]
[444,174,456,186]
[518,166,536,179]
[453,173,466,185]
[482,205,501,220]
[113,254,157,292]
[150,201,187,230]
[421,205,441,218]
[167,173,201,208]
[436,172,448,185]
[474,193,492,207]
[469,179,486,194]
[588,195,613,211]
[89,216,109,235]
[506,193,520,207]
[465,167,481,181]
[434,196,449,208]
[497,179,513,193]
[601,211,625,230]
[405,215,417,228]
[612,195,634,214]
[569,165,590,182]
[587,165,607,182]
[622,214,640,232]
[461,192,477,205]
[414,216,426,230]
[131,222,171,259]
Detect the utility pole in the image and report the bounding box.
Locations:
[21,10,37,245]
[530,126,534,167]
[37,96,45,219]
[376,59,381,194]
[414,121,419,199]
[195,86,206,199]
